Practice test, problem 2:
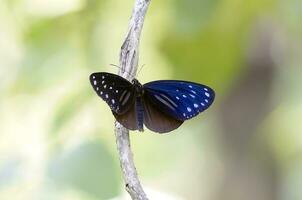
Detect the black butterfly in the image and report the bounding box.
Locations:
[90,72,215,133]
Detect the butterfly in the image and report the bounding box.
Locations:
[90,72,215,133]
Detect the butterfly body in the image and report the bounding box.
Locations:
[130,79,145,131]
[90,72,215,133]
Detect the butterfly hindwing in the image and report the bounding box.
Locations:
[143,80,215,121]
[90,72,135,114]
[143,94,183,133]
[112,101,139,131]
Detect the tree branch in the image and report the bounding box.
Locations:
[114,0,151,199]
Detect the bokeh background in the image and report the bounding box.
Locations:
[1,0,301,199]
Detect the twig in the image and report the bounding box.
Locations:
[114,0,151,199]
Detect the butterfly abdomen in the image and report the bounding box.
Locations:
[136,97,144,132]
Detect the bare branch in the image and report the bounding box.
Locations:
[114,0,151,199]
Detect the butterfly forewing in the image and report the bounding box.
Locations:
[143,80,215,121]
[90,72,135,114]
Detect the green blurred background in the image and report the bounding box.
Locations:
[0,0,301,199]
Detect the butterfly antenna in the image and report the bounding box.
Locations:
[110,63,122,70]
[137,64,146,78]
[109,64,135,79]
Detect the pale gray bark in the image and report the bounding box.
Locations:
[114,0,151,199]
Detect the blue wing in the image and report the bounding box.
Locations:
[143,80,215,121]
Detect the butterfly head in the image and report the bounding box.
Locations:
[132,78,144,97]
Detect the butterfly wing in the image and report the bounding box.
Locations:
[89,72,135,115]
[143,80,215,121]
[143,95,183,133]
[112,101,139,131]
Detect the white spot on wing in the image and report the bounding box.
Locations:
[190,94,195,98]
[205,99,209,103]
[115,90,119,93]
[183,113,186,117]
[104,85,107,88]
[205,92,210,97]
[176,96,180,100]
[109,86,112,90]
[93,80,97,85]
[201,103,205,106]
[105,94,109,98]
[191,90,197,94]
[100,91,103,95]
[112,99,115,104]
[102,80,105,84]
[189,85,193,88]
[92,76,95,79]
[187,107,192,112]
[194,103,199,108]
[204,88,208,91]
[96,87,99,91]
[102,76,105,79]
[182,95,187,98]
